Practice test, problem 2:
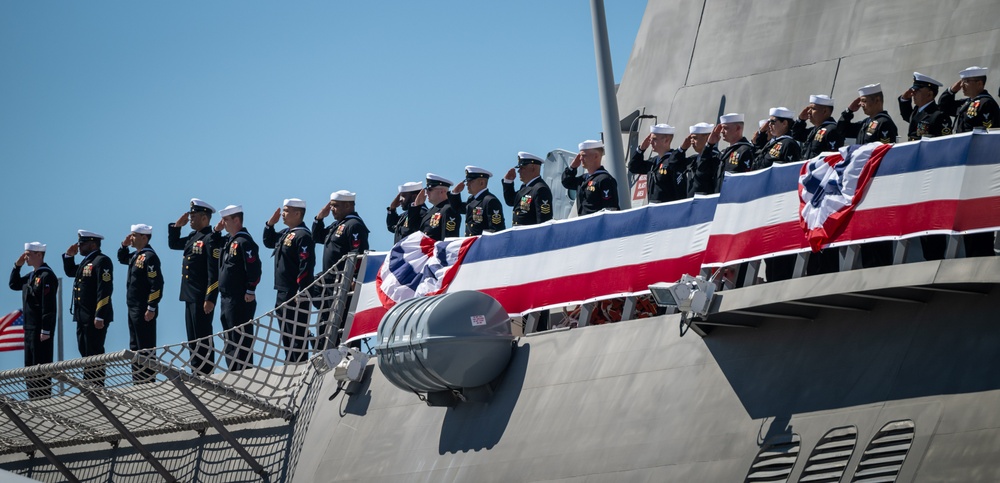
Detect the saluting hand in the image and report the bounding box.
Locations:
[389,194,401,211]
[15,252,27,268]
[570,152,583,169]
[175,212,190,227]
[639,133,653,151]
[901,88,915,101]
[798,106,810,121]
[66,243,79,257]
[707,123,723,145]
[267,208,281,227]
[680,134,693,151]
[848,96,862,113]
[951,79,963,94]
[316,202,332,220]
[414,189,427,207]
[452,181,465,194]
[504,168,516,181]
[214,219,224,233]
[122,233,134,248]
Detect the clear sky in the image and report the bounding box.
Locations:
[0,1,647,370]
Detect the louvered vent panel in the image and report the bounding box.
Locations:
[851,420,915,483]
[799,426,858,483]
[745,433,801,483]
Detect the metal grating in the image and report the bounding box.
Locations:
[800,426,858,482]
[745,433,801,483]
[850,420,915,482]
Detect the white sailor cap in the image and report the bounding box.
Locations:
[219,205,243,217]
[650,123,676,134]
[464,166,492,180]
[398,181,423,193]
[425,173,453,188]
[517,152,545,166]
[24,242,46,253]
[578,139,604,150]
[769,107,795,119]
[689,122,714,134]
[718,113,744,124]
[857,83,882,96]
[809,95,834,107]
[77,230,104,241]
[130,224,152,235]
[759,119,769,128]
[960,66,988,78]
[912,72,943,88]
[283,198,306,209]
[189,198,216,214]
[330,190,356,202]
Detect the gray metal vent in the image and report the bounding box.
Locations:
[850,420,915,482]
[800,426,858,482]
[745,433,801,483]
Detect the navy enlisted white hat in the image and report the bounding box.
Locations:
[425,173,453,188]
[959,66,988,78]
[858,83,882,96]
[912,72,943,88]
[689,122,714,134]
[809,95,834,106]
[330,190,356,202]
[130,224,153,235]
[77,230,104,241]
[219,205,243,217]
[24,242,46,252]
[464,166,492,180]
[189,198,216,214]
[283,198,306,209]
[769,107,796,119]
[517,152,544,167]
[719,113,744,124]
[398,181,423,193]
[650,124,676,134]
[578,140,604,150]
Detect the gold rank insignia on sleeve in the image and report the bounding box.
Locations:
[148,269,157,278]
[102,269,111,282]
[540,200,551,215]
[984,120,993,129]
[445,218,457,231]
[212,248,221,259]
[491,210,502,225]
[942,127,952,135]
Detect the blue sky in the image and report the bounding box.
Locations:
[0,1,646,370]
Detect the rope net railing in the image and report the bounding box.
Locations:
[0,255,359,455]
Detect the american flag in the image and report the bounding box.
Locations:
[0,310,25,352]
